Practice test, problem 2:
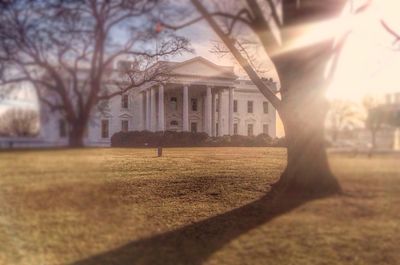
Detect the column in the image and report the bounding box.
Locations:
[146,89,151,130]
[228,88,234,135]
[141,92,146,130]
[183,85,189,131]
[158,84,165,131]
[204,86,212,135]
[150,87,157,131]
[218,90,223,136]
[211,91,216,136]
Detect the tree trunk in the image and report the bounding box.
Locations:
[371,130,377,149]
[68,123,85,147]
[271,102,341,197]
[270,40,342,197]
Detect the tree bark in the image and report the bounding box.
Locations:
[68,120,86,147]
[272,102,341,197]
[270,41,342,197]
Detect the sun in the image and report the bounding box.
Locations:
[326,0,400,102]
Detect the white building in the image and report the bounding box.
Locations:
[4,57,277,147]
[329,92,400,151]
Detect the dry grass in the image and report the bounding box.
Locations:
[0,148,399,265]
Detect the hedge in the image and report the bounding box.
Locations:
[111,130,286,147]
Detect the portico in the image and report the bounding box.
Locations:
[141,83,234,136]
[140,57,237,136]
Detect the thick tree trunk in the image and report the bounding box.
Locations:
[271,103,341,197]
[270,40,343,197]
[68,123,85,147]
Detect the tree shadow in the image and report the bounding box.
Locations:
[71,185,329,265]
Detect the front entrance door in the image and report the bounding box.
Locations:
[190,122,198,133]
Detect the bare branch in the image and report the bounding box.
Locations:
[190,0,282,110]
[380,19,400,44]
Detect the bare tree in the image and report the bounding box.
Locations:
[0,108,39,137]
[0,0,190,147]
[363,97,386,151]
[172,0,365,197]
[327,100,359,142]
[158,0,382,197]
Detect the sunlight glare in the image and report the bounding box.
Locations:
[326,0,400,102]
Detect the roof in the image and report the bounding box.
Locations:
[157,56,237,80]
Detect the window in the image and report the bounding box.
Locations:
[121,120,129,132]
[216,98,219,112]
[263,124,269,135]
[121,94,129,109]
[191,98,198,111]
[233,123,238,135]
[247,124,254,136]
[233,100,238,113]
[101,120,109,138]
[263,101,269,114]
[170,97,178,110]
[99,99,109,109]
[247,101,253,113]
[190,122,197,133]
[216,123,219,136]
[170,120,178,126]
[59,119,67,138]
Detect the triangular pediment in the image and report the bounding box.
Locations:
[169,57,236,79]
[119,113,133,118]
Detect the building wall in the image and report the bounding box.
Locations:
[32,80,276,147]
[356,127,398,150]
[232,80,276,137]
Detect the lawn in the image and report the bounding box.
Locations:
[0,147,399,265]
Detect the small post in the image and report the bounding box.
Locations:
[157,145,163,157]
[157,131,165,157]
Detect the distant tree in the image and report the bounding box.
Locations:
[363,97,386,150]
[0,0,190,147]
[0,108,39,137]
[327,100,360,142]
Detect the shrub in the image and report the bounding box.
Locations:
[111,130,284,148]
[111,131,208,147]
[271,136,287,147]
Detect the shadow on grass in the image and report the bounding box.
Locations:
[71,189,325,265]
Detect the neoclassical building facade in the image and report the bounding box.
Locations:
[38,57,277,146]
